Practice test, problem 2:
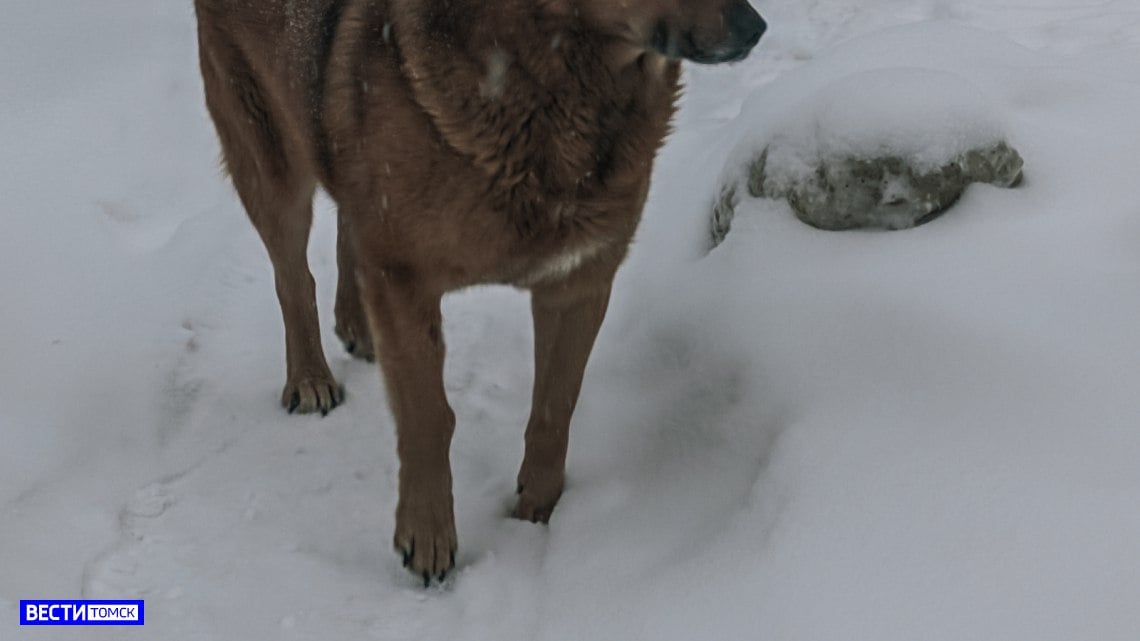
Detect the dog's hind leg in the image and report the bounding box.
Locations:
[334,209,376,361]
[247,182,343,415]
[514,278,614,523]
[199,41,343,415]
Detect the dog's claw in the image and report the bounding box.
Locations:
[394,499,456,585]
[282,376,343,415]
[335,317,376,362]
[512,484,560,524]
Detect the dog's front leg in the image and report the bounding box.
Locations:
[358,265,457,584]
[514,279,613,523]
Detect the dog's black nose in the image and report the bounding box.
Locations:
[728,1,766,50]
[653,0,767,64]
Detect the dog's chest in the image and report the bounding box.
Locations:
[516,236,609,286]
[501,199,633,287]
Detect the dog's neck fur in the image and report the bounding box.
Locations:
[389,0,680,232]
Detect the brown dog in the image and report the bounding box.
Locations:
[193,0,764,584]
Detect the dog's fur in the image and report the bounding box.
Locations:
[194,0,763,583]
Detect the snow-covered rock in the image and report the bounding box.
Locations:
[712,68,1024,242]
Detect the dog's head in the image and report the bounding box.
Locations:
[572,0,766,64]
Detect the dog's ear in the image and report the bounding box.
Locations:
[574,0,765,64]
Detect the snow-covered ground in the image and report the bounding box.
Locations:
[4,0,1140,639]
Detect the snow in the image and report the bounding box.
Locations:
[746,67,1008,184]
[4,0,1140,640]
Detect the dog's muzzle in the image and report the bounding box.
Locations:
[651,1,767,64]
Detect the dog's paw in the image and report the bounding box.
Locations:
[511,491,559,524]
[281,375,344,416]
[512,466,564,524]
[334,307,376,362]
[394,494,457,586]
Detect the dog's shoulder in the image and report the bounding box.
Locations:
[390,0,680,193]
[320,0,680,243]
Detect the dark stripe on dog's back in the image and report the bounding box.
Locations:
[313,0,349,181]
